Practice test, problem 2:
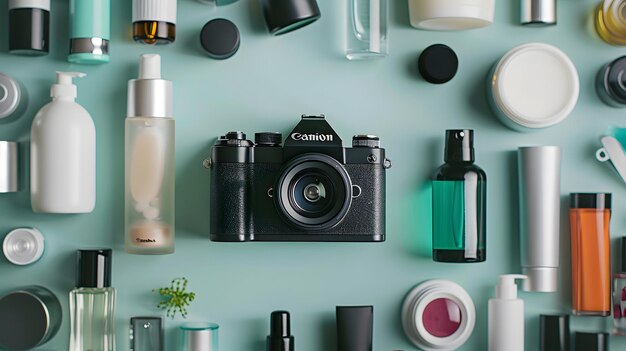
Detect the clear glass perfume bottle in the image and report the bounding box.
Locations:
[614,236,626,335]
[70,249,116,351]
[346,0,387,60]
[432,130,487,263]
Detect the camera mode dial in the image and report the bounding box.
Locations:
[217,131,253,147]
[255,132,282,146]
[352,135,380,148]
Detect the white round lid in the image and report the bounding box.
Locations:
[409,0,495,30]
[492,43,579,129]
[2,228,44,265]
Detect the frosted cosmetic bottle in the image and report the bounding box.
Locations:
[432,129,487,263]
[346,0,388,60]
[68,0,110,64]
[518,146,561,292]
[31,72,96,214]
[125,54,175,255]
[70,249,116,351]
[488,275,527,351]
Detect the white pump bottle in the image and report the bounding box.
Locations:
[488,274,527,351]
[30,72,96,213]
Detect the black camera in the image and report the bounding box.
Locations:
[208,115,391,242]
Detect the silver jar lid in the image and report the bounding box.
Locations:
[0,73,23,119]
[0,141,18,193]
[3,228,44,265]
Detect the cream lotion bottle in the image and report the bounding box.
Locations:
[125,54,174,255]
[488,274,527,351]
[31,72,96,213]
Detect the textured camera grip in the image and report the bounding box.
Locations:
[210,163,251,238]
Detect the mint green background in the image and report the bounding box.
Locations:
[0,0,626,350]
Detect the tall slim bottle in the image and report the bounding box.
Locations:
[346,0,387,60]
[570,193,612,316]
[68,0,110,64]
[518,146,561,292]
[432,129,487,263]
[125,54,175,255]
[70,249,116,351]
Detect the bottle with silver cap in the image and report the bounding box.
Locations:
[521,0,556,26]
[132,0,176,44]
[518,146,561,292]
[68,0,110,64]
[125,54,175,255]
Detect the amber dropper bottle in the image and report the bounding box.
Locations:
[132,0,177,45]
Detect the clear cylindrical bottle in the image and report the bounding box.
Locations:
[69,0,110,64]
[346,0,387,60]
[70,249,116,351]
[132,0,176,45]
[125,54,175,255]
[8,0,50,56]
[432,129,487,263]
[614,236,626,335]
[570,193,612,316]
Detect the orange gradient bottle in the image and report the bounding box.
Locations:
[570,193,612,316]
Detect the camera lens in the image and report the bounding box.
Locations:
[303,182,323,202]
[275,154,352,230]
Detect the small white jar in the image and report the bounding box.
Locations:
[488,43,579,132]
[408,0,495,30]
[401,280,476,351]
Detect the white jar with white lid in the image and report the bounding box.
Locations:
[488,43,579,132]
[408,0,495,30]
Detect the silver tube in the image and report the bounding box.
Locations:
[521,0,556,25]
[518,146,561,292]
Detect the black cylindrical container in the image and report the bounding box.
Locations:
[8,0,50,56]
[0,286,62,350]
[540,314,570,351]
[597,56,626,108]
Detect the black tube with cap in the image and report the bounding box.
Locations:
[267,311,294,351]
[336,306,373,351]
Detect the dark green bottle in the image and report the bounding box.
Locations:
[432,129,486,263]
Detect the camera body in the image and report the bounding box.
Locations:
[209,115,390,242]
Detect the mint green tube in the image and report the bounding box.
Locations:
[68,0,110,64]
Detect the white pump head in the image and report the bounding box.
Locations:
[51,72,86,99]
[139,54,161,80]
[496,274,527,300]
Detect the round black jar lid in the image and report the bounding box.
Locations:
[418,44,459,84]
[200,18,240,60]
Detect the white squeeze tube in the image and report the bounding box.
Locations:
[125,54,175,255]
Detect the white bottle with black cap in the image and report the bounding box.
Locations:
[488,274,527,351]
[30,72,95,213]
[125,54,175,255]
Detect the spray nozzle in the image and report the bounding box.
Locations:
[139,54,161,80]
[496,274,527,300]
[51,71,86,99]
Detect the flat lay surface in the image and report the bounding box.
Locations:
[1,0,626,350]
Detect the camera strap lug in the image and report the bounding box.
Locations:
[384,158,392,169]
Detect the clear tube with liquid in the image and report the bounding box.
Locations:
[346,0,387,60]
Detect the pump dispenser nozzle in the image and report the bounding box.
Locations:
[139,54,161,80]
[51,72,86,100]
[496,274,527,300]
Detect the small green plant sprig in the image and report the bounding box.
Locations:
[154,277,196,319]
